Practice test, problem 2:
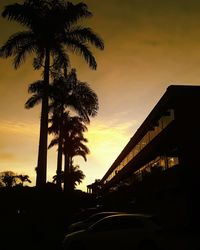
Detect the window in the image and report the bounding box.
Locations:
[167,157,179,168]
[161,109,174,129]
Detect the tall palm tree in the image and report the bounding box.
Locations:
[0,0,104,187]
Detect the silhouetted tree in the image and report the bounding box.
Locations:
[0,0,104,187]
[26,68,98,189]
[0,171,17,187]
[17,174,32,186]
[49,114,89,192]
[64,119,89,192]
[48,69,98,189]
[53,165,85,190]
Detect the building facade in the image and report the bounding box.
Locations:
[99,85,200,228]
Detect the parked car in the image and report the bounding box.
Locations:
[67,211,127,234]
[63,213,163,250]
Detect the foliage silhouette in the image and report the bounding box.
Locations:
[53,165,85,190]
[17,174,32,186]
[0,0,104,187]
[49,114,89,192]
[0,171,32,187]
[0,171,17,187]
[48,68,98,189]
[26,68,98,189]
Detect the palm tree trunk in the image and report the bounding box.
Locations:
[56,107,64,189]
[56,137,63,189]
[36,48,50,187]
[69,156,73,191]
[64,152,70,193]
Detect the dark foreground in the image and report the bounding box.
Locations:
[0,185,199,250]
[0,185,95,250]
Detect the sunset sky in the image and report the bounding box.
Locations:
[1,0,200,191]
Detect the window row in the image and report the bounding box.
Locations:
[134,155,179,182]
[108,155,179,190]
[104,109,175,184]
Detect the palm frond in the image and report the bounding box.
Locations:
[48,137,59,149]
[27,80,44,94]
[0,31,35,58]
[2,3,33,27]
[62,2,92,28]
[13,41,37,69]
[70,164,85,187]
[65,39,97,70]
[68,26,104,50]
[48,111,62,134]
[75,81,99,117]
[77,141,90,153]
[2,1,46,29]
[25,94,42,109]
[73,149,88,162]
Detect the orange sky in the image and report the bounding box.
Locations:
[1,0,200,191]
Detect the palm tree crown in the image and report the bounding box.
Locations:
[0,0,104,69]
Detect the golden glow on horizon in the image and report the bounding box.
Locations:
[0,118,138,191]
[72,119,138,191]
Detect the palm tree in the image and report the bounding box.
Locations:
[52,165,85,190]
[0,0,104,187]
[63,116,89,192]
[48,68,98,189]
[70,165,85,190]
[26,68,98,189]
[49,114,89,192]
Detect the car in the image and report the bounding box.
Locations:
[63,213,163,250]
[67,211,127,234]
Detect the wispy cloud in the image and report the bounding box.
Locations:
[0,120,39,137]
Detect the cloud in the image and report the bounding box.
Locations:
[0,120,39,137]
[0,120,39,179]
[86,118,137,159]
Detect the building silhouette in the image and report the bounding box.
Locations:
[92,85,200,229]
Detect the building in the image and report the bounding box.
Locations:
[99,85,200,228]
[87,179,101,194]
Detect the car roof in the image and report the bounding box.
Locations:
[89,213,153,226]
[89,211,126,217]
[99,213,153,218]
